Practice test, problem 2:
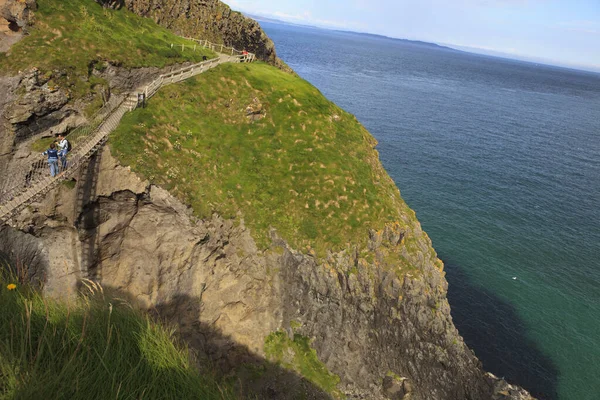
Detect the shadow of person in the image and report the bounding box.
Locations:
[443,258,559,400]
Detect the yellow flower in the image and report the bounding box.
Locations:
[7,284,17,291]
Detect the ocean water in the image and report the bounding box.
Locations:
[260,22,600,400]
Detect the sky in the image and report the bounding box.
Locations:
[223,0,600,72]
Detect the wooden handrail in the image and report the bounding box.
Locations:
[0,38,255,223]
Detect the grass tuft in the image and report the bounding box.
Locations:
[264,331,343,398]
[0,268,236,399]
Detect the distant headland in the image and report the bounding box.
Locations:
[247,13,455,51]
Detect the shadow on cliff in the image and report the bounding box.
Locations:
[75,148,103,280]
[0,226,47,285]
[101,286,333,400]
[443,258,559,400]
[7,299,241,399]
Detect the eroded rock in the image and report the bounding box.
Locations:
[4,68,70,140]
[0,0,36,52]
[245,96,264,120]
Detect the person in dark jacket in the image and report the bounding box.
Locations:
[42,142,59,177]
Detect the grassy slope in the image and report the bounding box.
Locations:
[265,331,342,398]
[0,275,236,399]
[0,0,215,104]
[111,62,421,263]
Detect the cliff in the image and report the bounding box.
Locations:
[0,146,532,399]
[0,1,534,399]
[121,0,289,70]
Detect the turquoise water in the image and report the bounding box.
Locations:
[262,22,600,400]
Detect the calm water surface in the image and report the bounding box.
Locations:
[261,22,600,400]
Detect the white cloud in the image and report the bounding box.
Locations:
[465,0,548,5]
[416,0,547,7]
[222,0,371,30]
[269,11,355,29]
[234,7,364,30]
[558,20,599,35]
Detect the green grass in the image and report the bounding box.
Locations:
[0,0,216,104]
[30,136,55,153]
[264,331,343,398]
[60,179,76,189]
[111,62,421,263]
[0,271,236,400]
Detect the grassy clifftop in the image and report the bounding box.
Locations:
[111,62,421,261]
[0,0,215,101]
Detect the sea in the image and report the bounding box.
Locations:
[260,21,600,400]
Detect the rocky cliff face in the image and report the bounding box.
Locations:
[0,60,205,194]
[122,0,289,70]
[0,0,37,172]
[0,0,36,52]
[1,147,534,400]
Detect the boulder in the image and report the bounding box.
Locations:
[0,0,36,52]
[382,375,406,399]
[245,97,264,121]
[0,0,36,32]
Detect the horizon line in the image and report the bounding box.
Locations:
[246,12,600,76]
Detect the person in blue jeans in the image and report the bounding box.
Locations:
[42,142,59,177]
[57,134,69,170]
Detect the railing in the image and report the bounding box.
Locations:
[181,38,257,62]
[0,95,124,205]
[0,41,255,223]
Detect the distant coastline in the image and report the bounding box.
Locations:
[248,12,600,75]
[247,13,455,52]
[332,30,455,51]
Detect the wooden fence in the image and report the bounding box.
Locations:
[0,41,255,222]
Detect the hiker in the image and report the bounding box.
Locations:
[57,134,70,170]
[42,143,59,177]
